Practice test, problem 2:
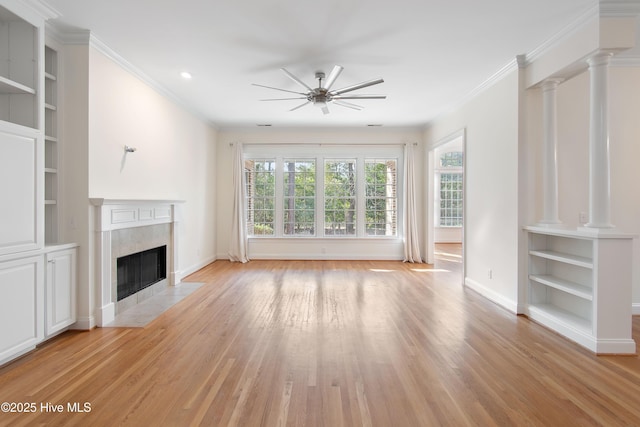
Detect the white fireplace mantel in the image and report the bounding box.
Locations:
[91,199,184,326]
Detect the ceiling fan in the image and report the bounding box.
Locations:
[252,65,386,115]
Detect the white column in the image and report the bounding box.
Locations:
[585,52,614,229]
[538,78,563,226]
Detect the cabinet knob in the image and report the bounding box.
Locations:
[48,260,56,264]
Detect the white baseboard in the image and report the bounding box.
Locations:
[71,315,95,330]
[179,255,217,281]
[633,303,640,315]
[464,277,518,314]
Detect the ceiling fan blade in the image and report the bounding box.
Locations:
[260,97,308,101]
[321,105,330,115]
[290,101,311,111]
[323,65,344,90]
[332,94,387,100]
[333,100,364,110]
[281,68,313,92]
[252,83,307,95]
[330,78,384,95]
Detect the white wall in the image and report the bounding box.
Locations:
[87,47,218,278]
[60,43,92,328]
[215,127,424,260]
[426,70,521,312]
[62,41,217,329]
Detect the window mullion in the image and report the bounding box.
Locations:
[318,156,325,237]
[356,157,365,237]
[275,156,284,237]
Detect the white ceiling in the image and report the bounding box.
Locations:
[43,0,598,129]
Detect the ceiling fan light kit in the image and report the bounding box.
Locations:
[253,65,386,115]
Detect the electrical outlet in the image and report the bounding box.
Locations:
[579,211,588,225]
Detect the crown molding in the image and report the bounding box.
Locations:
[426,57,519,127]
[524,1,640,66]
[524,4,599,66]
[610,55,640,66]
[600,0,640,17]
[54,32,216,129]
[423,57,520,128]
[23,0,60,20]
[86,35,217,129]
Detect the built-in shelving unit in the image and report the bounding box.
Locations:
[0,6,37,129]
[0,0,46,366]
[44,44,59,243]
[525,226,635,354]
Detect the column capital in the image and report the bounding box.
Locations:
[587,51,614,68]
[540,78,564,91]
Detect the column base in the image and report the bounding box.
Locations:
[534,220,566,229]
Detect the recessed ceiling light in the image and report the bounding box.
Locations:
[256,124,272,127]
[367,124,383,127]
[180,71,192,79]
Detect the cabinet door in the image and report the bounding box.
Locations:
[46,248,76,336]
[0,255,44,365]
[0,129,43,255]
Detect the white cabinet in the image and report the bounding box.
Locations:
[45,246,77,337]
[0,0,72,367]
[0,253,44,366]
[525,226,635,354]
[0,1,45,256]
[0,244,77,365]
[0,129,43,255]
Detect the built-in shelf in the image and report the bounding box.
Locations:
[529,249,593,269]
[0,75,36,95]
[44,43,59,245]
[525,226,636,354]
[0,12,37,130]
[529,274,593,300]
[528,303,591,335]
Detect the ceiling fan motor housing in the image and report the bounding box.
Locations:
[310,89,330,104]
[254,65,385,114]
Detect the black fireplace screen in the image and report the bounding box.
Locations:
[116,245,167,301]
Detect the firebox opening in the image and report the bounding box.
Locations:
[117,245,167,301]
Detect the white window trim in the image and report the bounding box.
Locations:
[243,144,404,239]
[435,150,463,228]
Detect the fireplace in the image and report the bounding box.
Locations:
[117,245,167,301]
[91,199,183,327]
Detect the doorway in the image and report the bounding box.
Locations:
[427,130,465,283]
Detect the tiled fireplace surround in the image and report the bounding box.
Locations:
[91,199,182,326]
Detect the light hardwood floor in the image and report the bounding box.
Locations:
[1,244,640,426]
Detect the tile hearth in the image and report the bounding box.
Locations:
[104,282,204,327]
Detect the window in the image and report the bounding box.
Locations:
[365,159,397,236]
[245,159,275,235]
[284,159,316,235]
[439,172,463,226]
[440,151,463,167]
[324,160,357,236]
[436,151,463,227]
[244,145,402,238]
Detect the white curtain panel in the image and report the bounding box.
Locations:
[403,143,423,263]
[228,142,250,263]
